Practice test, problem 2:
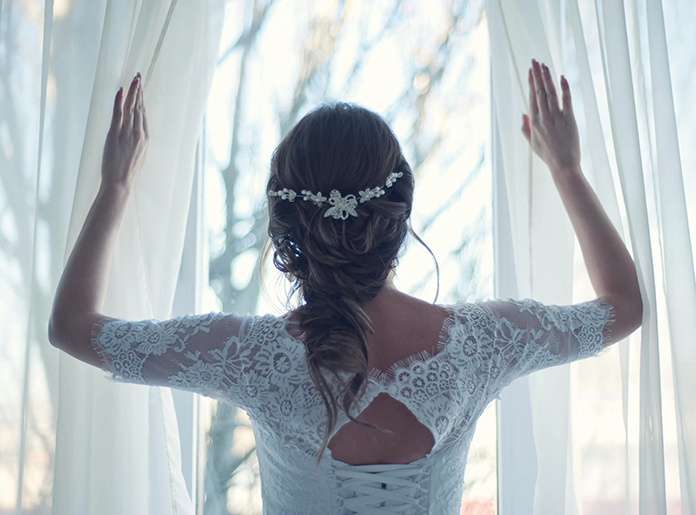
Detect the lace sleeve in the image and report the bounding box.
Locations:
[90,312,255,404]
[448,298,614,393]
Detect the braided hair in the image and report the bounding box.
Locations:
[265,103,414,464]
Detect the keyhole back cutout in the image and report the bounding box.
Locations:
[326,393,436,465]
[288,291,452,466]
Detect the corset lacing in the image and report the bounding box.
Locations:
[333,462,431,514]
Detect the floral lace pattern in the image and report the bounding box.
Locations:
[92,298,613,514]
[92,312,231,392]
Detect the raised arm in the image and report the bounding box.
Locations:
[49,73,149,365]
[521,59,642,344]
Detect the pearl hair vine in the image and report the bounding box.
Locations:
[268,171,404,220]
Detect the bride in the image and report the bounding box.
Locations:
[49,60,642,513]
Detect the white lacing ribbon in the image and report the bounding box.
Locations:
[269,171,404,220]
[334,462,427,514]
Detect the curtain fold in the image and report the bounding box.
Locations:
[594,1,666,510]
[488,0,577,511]
[645,1,696,511]
[488,0,693,513]
[0,0,224,513]
[55,1,224,513]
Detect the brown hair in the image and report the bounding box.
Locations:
[265,103,414,464]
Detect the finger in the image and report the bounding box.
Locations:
[561,75,574,118]
[133,85,143,135]
[528,67,539,125]
[110,87,124,132]
[521,113,531,143]
[541,63,560,114]
[532,60,549,119]
[123,74,140,126]
[142,94,149,139]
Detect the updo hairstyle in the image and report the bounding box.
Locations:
[265,103,414,464]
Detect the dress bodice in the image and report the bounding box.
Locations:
[91,298,614,514]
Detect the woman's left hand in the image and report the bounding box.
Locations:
[101,73,149,190]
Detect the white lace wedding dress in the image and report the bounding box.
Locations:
[91,298,613,514]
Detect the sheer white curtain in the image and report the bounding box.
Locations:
[0,0,224,513]
[488,0,695,513]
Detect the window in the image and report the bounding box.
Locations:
[197,0,494,513]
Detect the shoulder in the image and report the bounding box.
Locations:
[438,300,500,338]
[242,311,296,343]
[448,299,497,322]
[438,298,545,345]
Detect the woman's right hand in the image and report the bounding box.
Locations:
[522,60,580,174]
[520,59,642,344]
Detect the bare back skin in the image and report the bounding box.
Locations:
[292,285,450,466]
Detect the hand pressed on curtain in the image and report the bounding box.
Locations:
[521,60,580,173]
[102,72,150,190]
[520,60,643,341]
[49,74,152,368]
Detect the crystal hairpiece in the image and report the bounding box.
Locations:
[268,171,404,220]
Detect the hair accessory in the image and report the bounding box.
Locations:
[269,171,403,220]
